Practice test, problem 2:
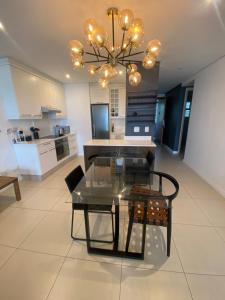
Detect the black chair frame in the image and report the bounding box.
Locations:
[65,165,115,244]
[125,171,179,257]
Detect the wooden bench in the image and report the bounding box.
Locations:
[0,176,21,201]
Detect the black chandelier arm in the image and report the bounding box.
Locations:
[118,59,142,63]
[103,46,113,58]
[91,44,100,61]
[85,59,108,63]
[96,47,102,58]
[128,43,132,56]
[119,50,145,60]
[119,50,145,59]
[117,61,127,67]
[84,51,108,59]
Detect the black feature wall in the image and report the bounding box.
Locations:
[163,84,186,151]
[125,62,160,136]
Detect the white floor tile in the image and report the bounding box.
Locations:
[51,194,72,213]
[120,266,192,300]
[187,273,225,300]
[122,225,183,272]
[173,196,211,226]
[173,224,225,275]
[48,258,121,300]
[41,175,68,190]
[0,249,63,300]
[20,211,82,256]
[67,216,124,265]
[12,188,66,211]
[193,197,225,226]
[182,178,223,201]
[0,245,15,268]
[215,226,225,242]
[0,207,46,247]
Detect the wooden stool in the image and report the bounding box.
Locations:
[0,176,21,201]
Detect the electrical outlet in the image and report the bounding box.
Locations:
[134,126,140,133]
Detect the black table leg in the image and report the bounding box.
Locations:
[113,204,120,251]
[84,208,91,252]
[141,202,148,259]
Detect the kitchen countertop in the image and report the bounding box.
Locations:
[14,133,75,146]
[84,139,156,147]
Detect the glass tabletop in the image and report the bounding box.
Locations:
[72,156,157,207]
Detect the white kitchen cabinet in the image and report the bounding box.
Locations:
[11,66,42,118]
[13,134,77,177]
[0,58,66,119]
[89,83,109,104]
[14,140,57,176]
[39,141,57,174]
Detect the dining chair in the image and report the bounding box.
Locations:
[87,151,118,166]
[125,171,179,257]
[65,165,115,243]
[146,151,155,166]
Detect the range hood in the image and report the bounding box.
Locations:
[41,106,61,113]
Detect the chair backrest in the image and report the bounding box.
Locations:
[65,165,84,194]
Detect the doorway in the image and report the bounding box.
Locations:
[179,87,193,158]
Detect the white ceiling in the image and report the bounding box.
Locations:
[0,0,225,92]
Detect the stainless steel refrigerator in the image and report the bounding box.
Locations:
[91,104,110,139]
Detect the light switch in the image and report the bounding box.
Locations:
[145,126,149,132]
[134,126,140,133]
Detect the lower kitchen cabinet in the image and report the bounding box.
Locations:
[14,134,77,177]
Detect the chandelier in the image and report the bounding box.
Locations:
[69,7,161,88]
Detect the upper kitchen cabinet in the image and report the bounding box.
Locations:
[89,82,109,104]
[109,83,126,118]
[10,66,42,119]
[0,58,66,119]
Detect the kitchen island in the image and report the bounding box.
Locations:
[83,138,156,170]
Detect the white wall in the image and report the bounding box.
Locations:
[184,56,225,197]
[64,83,92,155]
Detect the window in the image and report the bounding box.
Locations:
[110,88,119,117]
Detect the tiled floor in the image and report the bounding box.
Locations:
[0,149,225,299]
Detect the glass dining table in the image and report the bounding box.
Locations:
[72,156,155,259]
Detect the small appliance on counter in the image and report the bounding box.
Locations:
[7,127,33,143]
[30,127,40,139]
[54,125,70,137]
[17,130,25,141]
[25,135,32,141]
